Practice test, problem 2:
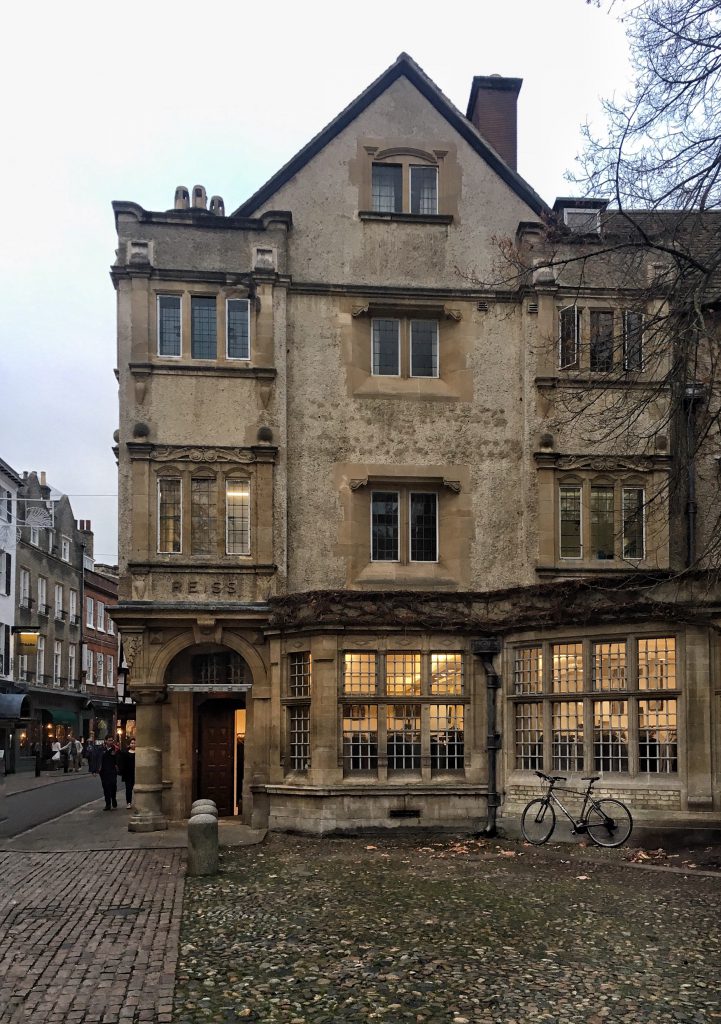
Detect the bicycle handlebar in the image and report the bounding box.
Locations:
[534,770,567,783]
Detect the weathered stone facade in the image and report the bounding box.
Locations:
[112,55,721,835]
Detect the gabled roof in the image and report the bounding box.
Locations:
[233,52,549,219]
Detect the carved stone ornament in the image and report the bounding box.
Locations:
[131,574,148,599]
[555,455,655,473]
[442,479,462,493]
[152,446,256,464]
[122,633,144,671]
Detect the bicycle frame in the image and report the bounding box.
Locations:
[542,779,598,833]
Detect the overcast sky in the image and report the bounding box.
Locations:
[0,0,631,565]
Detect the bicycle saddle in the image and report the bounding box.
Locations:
[581,775,601,782]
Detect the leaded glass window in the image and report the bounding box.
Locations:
[191,478,217,555]
[410,165,438,215]
[430,704,464,771]
[623,487,645,559]
[410,492,437,562]
[410,320,439,377]
[552,701,584,771]
[191,296,217,359]
[386,652,421,696]
[227,298,250,360]
[560,485,582,558]
[372,163,402,213]
[639,699,677,773]
[590,310,614,371]
[342,704,378,771]
[593,700,629,772]
[386,705,421,771]
[158,295,181,357]
[158,478,182,553]
[371,492,399,561]
[590,486,615,560]
[371,318,400,375]
[226,479,250,555]
[342,653,377,695]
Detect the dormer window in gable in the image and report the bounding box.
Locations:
[365,147,445,219]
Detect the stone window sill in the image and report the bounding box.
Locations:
[358,211,454,225]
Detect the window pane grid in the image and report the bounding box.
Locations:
[191,296,217,359]
[593,700,629,772]
[560,485,582,557]
[386,704,421,771]
[191,478,217,555]
[386,652,420,696]
[639,699,677,773]
[410,492,437,562]
[590,486,615,560]
[226,480,250,555]
[515,702,543,770]
[227,298,250,359]
[158,296,181,357]
[372,164,402,213]
[158,479,181,553]
[289,652,312,697]
[552,701,584,771]
[592,641,627,691]
[289,707,311,771]
[342,704,378,771]
[552,643,583,693]
[430,653,463,695]
[623,487,645,558]
[410,319,439,377]
[372,319,400,375]
[624,311,644,370]
[513,647,543,694]
[371,492,399,561]
[590,310,614,371]
[343,653,377,695]
[638,638,676,689]
[410,165,438,215]
[430,704,464,770]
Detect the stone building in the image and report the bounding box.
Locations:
[0,456,23,772]
[112,54,721,834]
[83,561,120,741]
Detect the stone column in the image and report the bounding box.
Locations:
[308,636,342,785]
[128,687,168,832]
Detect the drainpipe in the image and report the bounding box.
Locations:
[472,637,502,837]
[684,384,704,568]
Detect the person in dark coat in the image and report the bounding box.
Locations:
[98,735,119,811]
[118,738,136,809]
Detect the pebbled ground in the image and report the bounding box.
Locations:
[175,834,721,1024]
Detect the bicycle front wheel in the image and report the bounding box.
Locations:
[521,798,556,845]
[586,798,633,847]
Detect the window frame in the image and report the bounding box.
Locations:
[225,477,251,557]
[157,476,183,554]
[409,164,439,216]
[340,648,467,779]
[557,478,647,565]
[370,487,440,565]
[510,635,679,778]
[284,651,313,774]
[369,153,441,216]
[226,297,251,361]
[157,294,183,359]
[409,319,439,379]
[190,295,218,360]
[61,536,71,563]
[371,317,401,377]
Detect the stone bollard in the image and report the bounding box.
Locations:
[187,813,219,876]
[191,799,218,817]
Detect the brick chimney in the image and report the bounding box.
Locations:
[466,74,522,171]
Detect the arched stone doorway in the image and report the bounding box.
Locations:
[164,645,254,820]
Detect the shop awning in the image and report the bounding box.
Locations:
[43,708,78,726]
[0,693,31,721]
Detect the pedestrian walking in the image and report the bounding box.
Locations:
[83,738,94,770]
[98,735,119,811]
[74,737,83,771]
[60,737,75,772]
[118,738,136,808]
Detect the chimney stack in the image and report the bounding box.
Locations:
[466,74,522,171]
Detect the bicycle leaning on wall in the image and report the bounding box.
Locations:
[521,771,633,847]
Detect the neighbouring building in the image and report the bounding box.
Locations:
[83,559,121,741]
[14,473,91,767]
[112,54,721,834]
[0,456,25,772]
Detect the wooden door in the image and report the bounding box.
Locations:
[198,704,234,816]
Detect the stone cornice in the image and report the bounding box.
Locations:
[127,361,276,381]
[125,443,278,465]
[533,451,672,473]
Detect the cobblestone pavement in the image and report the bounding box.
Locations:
[0,848,184,1024]
[176,834,721,1024]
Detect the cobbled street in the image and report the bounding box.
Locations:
[176,835,721,1024]
[0,848,183,1024]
